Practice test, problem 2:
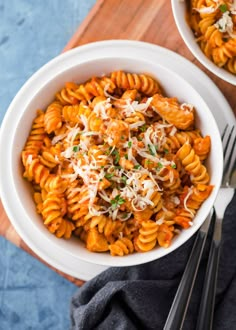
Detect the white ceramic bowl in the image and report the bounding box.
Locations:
[0,40,223,269]
[171,0,236,86]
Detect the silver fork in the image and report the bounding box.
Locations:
[196,125,236,330]
[164,125,236,330]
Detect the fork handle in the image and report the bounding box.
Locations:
[163,211,213,330]
[196,216,222,330]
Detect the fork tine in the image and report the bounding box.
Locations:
[222,124,230,157]
[222,125,236,187]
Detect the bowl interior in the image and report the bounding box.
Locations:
[8,54,223,267]
[171,0,236,86]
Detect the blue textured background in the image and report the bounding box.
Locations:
[0,1,96,329]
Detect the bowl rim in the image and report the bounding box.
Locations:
[0,39,224,268]
[171,0,236,86]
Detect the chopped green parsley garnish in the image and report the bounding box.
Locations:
[156,162,163,170]
[110,195,125,209]
[105,146,113,155]
[139,125,147,132]
[112,148,120,164]
[128,141,132,148]
[73,145,79,152]
[121,176,127,185]
[104,173,114,180]
[148,144,156,156]
[134,164,141,170]
[219,4,227,13]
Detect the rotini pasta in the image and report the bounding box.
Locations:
[109,237,134,256]
[188,0,236,74]
[21,70,213,256]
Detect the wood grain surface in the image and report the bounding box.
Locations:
[0,0,235,285]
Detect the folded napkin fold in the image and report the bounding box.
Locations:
[70,192,236,330]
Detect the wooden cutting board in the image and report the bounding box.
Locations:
[0,0,235,286]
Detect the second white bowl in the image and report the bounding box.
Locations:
[171,0,236,85]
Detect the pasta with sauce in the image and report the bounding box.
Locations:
[188,0,236,74]
[21,70,213,256]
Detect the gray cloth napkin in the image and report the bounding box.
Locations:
[70,192,236,330]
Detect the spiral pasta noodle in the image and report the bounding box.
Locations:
[188,0,236,74]
[111,71,161,95]
[135,220,159,252]
[174,184,213,228]
[109,237,134,256]
[21,110,46,167]
[177,143,209,184]
[21,70,213,255]
[44,102,63,134]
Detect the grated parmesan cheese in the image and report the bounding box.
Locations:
[180,103,194,112]
[104,84,119,101]
[230,0,236,14]
[52,133,67,145]
[26,154,33,165]
[193,5,216,14]
[169,126,177,136]
[120,98,153,117]
[93,99,112,119]
[183,187,195,217]
[129,121,146,129]
[171,195,180,205]
[65,124,81,145]
[156,217,164,225]
[215,11,236,38]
